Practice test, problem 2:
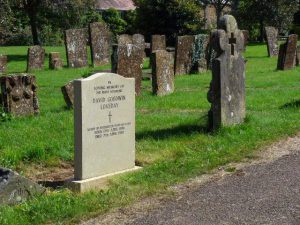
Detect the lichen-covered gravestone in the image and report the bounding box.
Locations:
[70,73,140,192]
[112,34,144,95]
[0,167,45,205]
[65,28,88,68]
[152,50,175,96]
[151,35,166,52]
[0,55,7,73]
[207,15,246,130]
[49,52,63,70]
[175,35,195,75]
[61,81,74,108]
[265,26,279,57]
[0,74,39,116]
[27,46,45,72]
[277,34,298,70]
[89,22,111,67]
[193,34,210,73]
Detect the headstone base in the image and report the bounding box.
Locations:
[67,166,142,193]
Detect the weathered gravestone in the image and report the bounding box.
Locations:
[207,15,246,130]
[193,34,210,73]
[0,55,7,73]
[152,50,175,96]
[70,73,140,192]
[27,46,45,72]
[0,74,39,116]
[175,35,195,75]
[277,34,298,70]
[61,81,74,108]
[89,22,111,67]
[151,35,166,52]
[242,30,249,51]
[296,45,300,66]
[112,34,144,95]
[0,167,45,205]
[49,52,63,70]
[265,26,279,57]
[65,28,88,68]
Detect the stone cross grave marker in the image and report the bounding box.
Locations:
[27,46,45,72]
[152,50,175,96]
[65,28,88,68]
[277,34,298,70]
[71,73,140,192]
[265,26,279,57]
[0,74,39,116]
[89,22,111,67]
[207,15,246,130]
[0,55,7,73]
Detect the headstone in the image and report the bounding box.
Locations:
[89,22,111,67]
[49,52,63,70]
[242,30,249,51]
[296,45,300,66]
[71,73,140,192]
[265,26,279,57]
[277,34,298,70]
[0,55,7,73]
[0,167,45,205]
[152,50,175,96]
[207,15,246,130]
[61,81,74,108]
[0,74,39,116]
[150,35,166,52]
[26,46,45,72]
[111,34,144,95]
[174,35,195,75]
[65,28,88,68]
[193,34,210,73]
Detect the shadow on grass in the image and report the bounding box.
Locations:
[7,54,27,62]
[280,100,300,109]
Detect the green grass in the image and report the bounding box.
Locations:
[1,44,300,224]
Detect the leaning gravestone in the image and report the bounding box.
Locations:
[89,22,111,67]
[193,34,210,73]
[152,50,175,96]
[0,167,45,205]
[175,35,195,75]
[151,35,166,52]
[27,46,45,72]
[207,15,246,130]
[61,81,74,108]
[0,74,39,116]
[0,55,7,73]
[65,28,88,68]
[265,26,279,57]
[49,52,63,70]
[70,73,139,192]
[277,34,298,70]
[112,34,144,95]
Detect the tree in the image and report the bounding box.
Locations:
[198,0,233,23]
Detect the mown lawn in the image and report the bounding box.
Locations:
[0,44,300,224]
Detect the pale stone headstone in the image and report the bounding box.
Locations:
[65,28,88,68]
[175,35,195,75]
[0,74,39,116]
[277,34,298,70]
[61,81,74,108]
[49,52,63,70]
[111,34,144,95]
[0,55,7,73]
[71,73,139,192]
[265,26,279,57]
[207,15,246,130]
[27,46,45,72]
[152,50,175,96]
[193,34,210,73]
[89,22,111,67]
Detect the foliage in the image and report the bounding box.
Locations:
[102,9,128,36]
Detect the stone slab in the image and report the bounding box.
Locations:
[265,26,279,57]
[27,46,45,72]
[175,35,195,75]
[49,52,63,70]
[193,34,210,73]
[61,81,75,108]
[277,34,298,70]
[151,35,166,52]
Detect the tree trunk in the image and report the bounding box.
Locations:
[28,12,40,45]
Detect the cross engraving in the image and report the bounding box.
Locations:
[229,33,236,55]
[108,111,112,123]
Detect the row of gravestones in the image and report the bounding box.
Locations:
[265,26,300,70]
[0,15,246,202]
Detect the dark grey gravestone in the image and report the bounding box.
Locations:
[49,52,63,70]
[61,81,74,108]
[151,35,166,52]
[207,15,246,130]
[174,35,195,75]
[152,50,175,96]
[193,34,210,73]
[27,46,45,72]
[65,29,88,68]
[277,34,298,70]
[0,74,39,116]
[111,34,144,95]
[89,22,111,67]
[265,26,279,57]
[0,55,7,73]
[0,167,45,205]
